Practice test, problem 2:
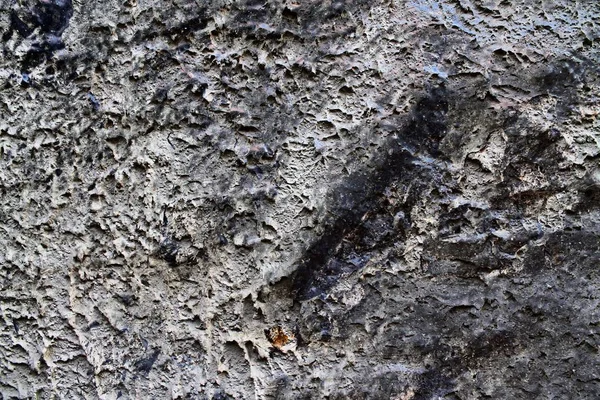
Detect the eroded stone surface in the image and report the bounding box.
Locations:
[1,0,599,398]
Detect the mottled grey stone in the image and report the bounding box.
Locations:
[1,0,599,398]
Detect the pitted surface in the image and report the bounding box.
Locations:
[1,0,599,398]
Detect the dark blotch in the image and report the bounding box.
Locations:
[88,93,100,111]
[32,0,73,35]
[6,12,33,39]
[6,0,73,72]
[158,238,179,266]
[212,391,231,400]
[135,349,160,374]
[291,86,449,300]
[117,294,135,307]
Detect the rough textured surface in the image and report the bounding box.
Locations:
[1,0,599,398]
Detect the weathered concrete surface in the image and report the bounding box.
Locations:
[1,0,599,398]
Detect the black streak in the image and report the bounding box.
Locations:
[291,86,449,301]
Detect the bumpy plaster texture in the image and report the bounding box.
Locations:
[1,0,599,398]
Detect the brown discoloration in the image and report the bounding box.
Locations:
[266,326,296,351]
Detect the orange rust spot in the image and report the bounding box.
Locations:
[267,326,295,349]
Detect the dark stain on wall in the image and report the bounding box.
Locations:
[290,85,449,301]
[3,0,73,72]
[261,53,600,398]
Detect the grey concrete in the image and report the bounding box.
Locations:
[1,0,599,398]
